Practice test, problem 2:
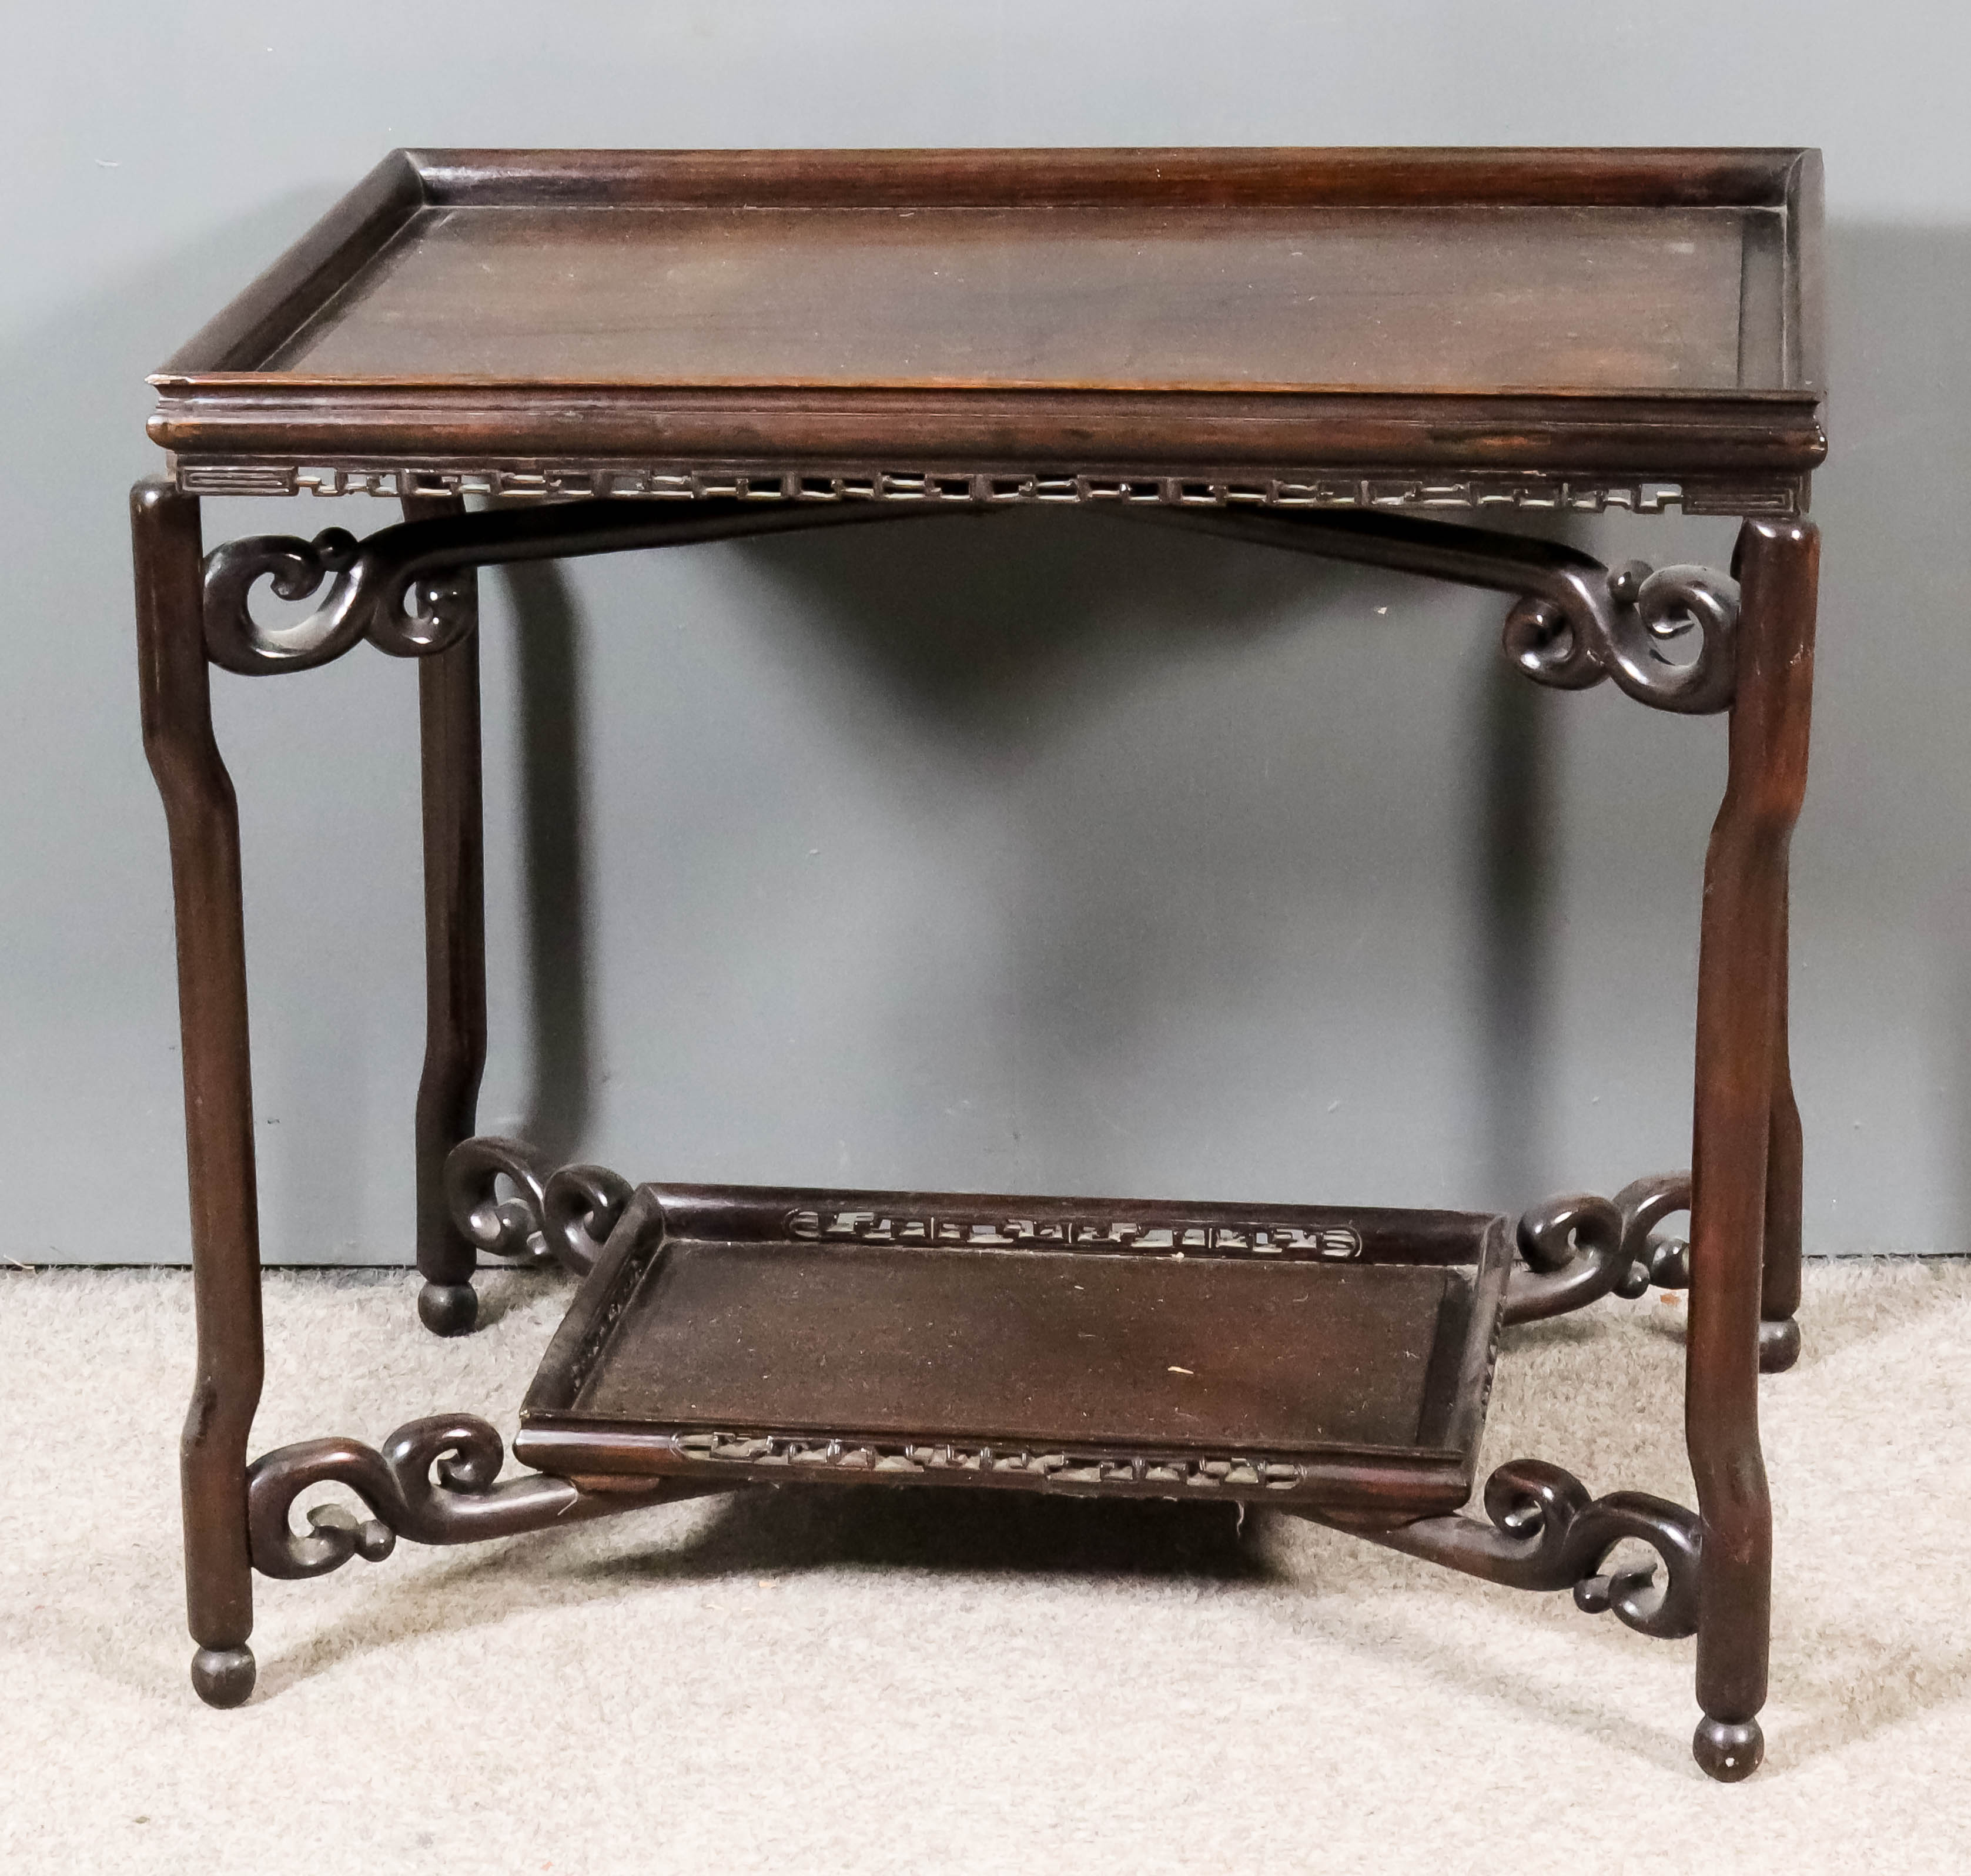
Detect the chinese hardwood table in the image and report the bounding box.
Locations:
[134,147,1823,1782]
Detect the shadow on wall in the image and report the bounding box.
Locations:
[746,505,1570,1208]
[1805,223,1971,1252]
[1476,657,1555,1210]
[502,499,1564,1207]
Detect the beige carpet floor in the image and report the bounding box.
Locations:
[5,1260,1970,1875]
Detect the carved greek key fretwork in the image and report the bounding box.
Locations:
[664,1428,1312,1493]
[171,459,1805,518]
[787,1205,1363,1259]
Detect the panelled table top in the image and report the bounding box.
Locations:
[150,147,1826,517]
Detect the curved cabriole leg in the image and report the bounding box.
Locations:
[403,492,488,1336]
[1685,517,1818,1781]
[135,479,266,1708]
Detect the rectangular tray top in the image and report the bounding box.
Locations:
[152,148,1825,510]
[269,202,1752,394]
[517,1182,1514,1519]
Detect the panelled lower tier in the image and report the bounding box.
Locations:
[515,1180,1514,1520]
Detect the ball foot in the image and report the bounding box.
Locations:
[1692,1714,1763,1782]
[191,1644,256,1709]
[419,1280,478,1336]
[1758,1318,1801,1374]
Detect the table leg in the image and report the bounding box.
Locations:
[402,493,488,1335]
[1759,889,1804,1372]
[133,478,266,1707]
[1685,517,1818,1781]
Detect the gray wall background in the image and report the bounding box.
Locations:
[5,2,1967,1264]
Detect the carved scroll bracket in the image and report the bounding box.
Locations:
[201,494,969,675]
[1502,559,1739,714]
[1502,1173,1691,1325]
[245,1413,721,1579]
[443,1135,631,1278]
[1121,506,1740,713]
[202,490,1739,709]
[1500,1174,1795,1370]
[1309,1459,1702,1640]
[203,523,467,673]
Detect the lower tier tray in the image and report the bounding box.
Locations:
[514,1183,1512,1519]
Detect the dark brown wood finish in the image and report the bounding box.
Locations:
[150,147,1825,511]
[402,491,487,1338]
[133,479,263,1710]
[1762,898,1805,1370]
[136,148,1824,1784]
[1685,517,1818,1781]
[266,206,1752,387]
[502,1179,1512,1520]
[200,494,964,676]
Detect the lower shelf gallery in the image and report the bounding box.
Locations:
[510,1179,1512,1522]
[234,1154,1726,1771]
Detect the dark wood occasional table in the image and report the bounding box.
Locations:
[135,147,1823,1782]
